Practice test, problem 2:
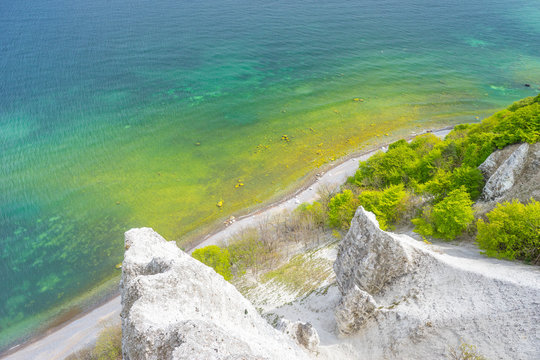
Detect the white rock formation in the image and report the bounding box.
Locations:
[121,228,311,360]
[330,207,540,359]
[481,142,529,201]
[333,208,420,335]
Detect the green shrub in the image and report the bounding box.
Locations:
[449,166,484,200]
[477,199,540,263]
[421,166,484,201]
[297,201,326,227]
[492,101,540,147]
[327,190,359,229]
[358,184,409,230]
[415,140,466,182]
[413,187,474,240]
[408,133,442,156]
[351,144,418,188]
[192,245,232,280]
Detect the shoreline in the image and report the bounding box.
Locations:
[0,125,454,360]
[190,125,454,249]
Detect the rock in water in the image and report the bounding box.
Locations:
[121,228,310,360]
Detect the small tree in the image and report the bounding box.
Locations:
[327,190,359,229]
[477,199,540,263]
[192,245,233,280]
[413,187,474,240]
[358,184,409,230]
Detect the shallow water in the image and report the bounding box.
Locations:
[1,0,539,350]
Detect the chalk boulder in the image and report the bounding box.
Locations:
[278,319,320,352]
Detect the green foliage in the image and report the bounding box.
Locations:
[458,94,540,158]
[421,166,484,201]
[192,245,232,281]
[297,201,326,227]
[477,199,540,263]
[408,133,442,156]
[346,96,538,238]
[413,187,474,240]
[492,101,540,147]
[358,184,409,230]
[353,95,538,193]
[327,190,359,229]
[449,166,484,200]
[351,142,419,188]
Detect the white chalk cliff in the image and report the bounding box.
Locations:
[331,207,540,359]
[121,211,540,359]
[120,228,310,360]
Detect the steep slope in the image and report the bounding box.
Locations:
[331,208,540,359]
[121,228,311,360]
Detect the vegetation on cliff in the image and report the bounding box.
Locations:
[477,199,540,263]
[331,94,539,240]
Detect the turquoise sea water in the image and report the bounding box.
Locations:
[1,0,539,351]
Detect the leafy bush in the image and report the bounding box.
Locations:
[492,101,540,147]
[358,184,409,230]
[327,190,359,229]
[448,166,484,200]
[345,96,538,235]
[421,166,484,201]
[297,201,326,227]
[192,245,232,280]
[477,199,540,263]
[351,142,419,188]
[413,187,474,240]
[353,95,538,192]
[459,94,539,156]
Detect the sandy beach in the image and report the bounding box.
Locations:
[1,127,453,360]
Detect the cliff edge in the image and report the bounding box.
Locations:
[332,207,540,359]
[120,228,310,360]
